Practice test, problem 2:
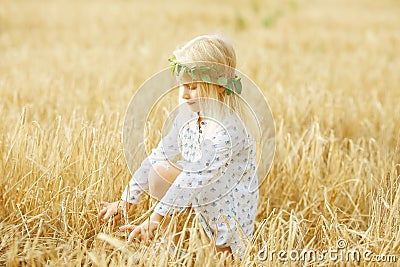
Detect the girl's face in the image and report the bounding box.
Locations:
[179,80,201,113]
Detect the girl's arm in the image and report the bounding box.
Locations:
[99,113,183,222]
[121,113,182,204]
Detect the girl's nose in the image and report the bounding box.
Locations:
[181,88,190,99]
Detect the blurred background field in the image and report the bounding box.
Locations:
[1,0,399,265]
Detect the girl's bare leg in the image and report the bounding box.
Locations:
[148,160,181,202]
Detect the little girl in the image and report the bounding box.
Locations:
[98,34,259,258]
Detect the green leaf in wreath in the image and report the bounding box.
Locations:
[168,55,177,74]
[201,74,211,83]
[217,76,228,86]
[226,80,233,95]
[177,65,185,76]
[188,71,198,80]
[199,66,211,71]
[233,76,242,94]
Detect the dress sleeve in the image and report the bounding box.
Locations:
[121,114,182,204]
[154,119,250,216]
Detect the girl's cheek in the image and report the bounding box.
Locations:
[195,90,203,98]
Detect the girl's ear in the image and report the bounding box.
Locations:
[217,85,225,94]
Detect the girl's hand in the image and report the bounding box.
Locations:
[97,200,130,222]
[120,212,163,245]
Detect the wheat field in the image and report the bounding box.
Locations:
[1,0,400,266]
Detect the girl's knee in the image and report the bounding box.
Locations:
[150,161,180,184]
[148,161,181,200]
[150,161,180,183]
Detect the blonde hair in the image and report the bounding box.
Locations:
[173,34,244,121]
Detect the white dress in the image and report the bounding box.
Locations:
[122,107,259,256]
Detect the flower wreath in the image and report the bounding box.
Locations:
[168,55,242,95]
